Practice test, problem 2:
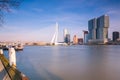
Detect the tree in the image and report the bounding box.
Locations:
[0,0,23,26]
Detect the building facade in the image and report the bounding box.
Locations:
[88,15,109,44]
[78,38,83,44]
[83,31,89,44]
[64,29,70,44]
[113,31,119,41]
[65,34,70,44]
[88,18,97,40]
[73,35,78,45]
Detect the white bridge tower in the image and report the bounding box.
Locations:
[51,22,59,45]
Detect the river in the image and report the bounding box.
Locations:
[4,45,120,80]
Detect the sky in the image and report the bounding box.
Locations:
[0,0,120,42]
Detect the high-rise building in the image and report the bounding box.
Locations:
[88,18,97,40]
[83,31,89,44]
[97,15,109,40]
[64,29,69,39]
[73,35,78,45]
[64,29,70,44]
[65,34,70,44]
[113,31,119,41]
[88,15,109,44]
[78,38,83,44]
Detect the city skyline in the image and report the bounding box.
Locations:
[0,0,120,42]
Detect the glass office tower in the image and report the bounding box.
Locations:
[88,15,109,43]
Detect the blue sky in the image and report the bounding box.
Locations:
[0,0,120,42]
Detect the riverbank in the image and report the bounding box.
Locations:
[0,59,11,80]
[0,54,29,80]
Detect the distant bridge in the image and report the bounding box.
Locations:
[50,22,68,46]
[51,22,59,45]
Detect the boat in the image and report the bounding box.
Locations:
[0,43,24,51]
[14,44,24,51]
[0,45,9,50]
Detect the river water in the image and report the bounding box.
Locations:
[4,45,120,80]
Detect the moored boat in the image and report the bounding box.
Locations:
[14,44,24,51]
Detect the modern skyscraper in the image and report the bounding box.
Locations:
[88,15,109,44]
[63,29,69,41]
[83,31,89,44]
[113,31,119,41]
[65,34,70,44]
[73,35,78,45]
[64,29,70,44]
[78,38,83,44]
[88,18,97,40]
[97,15,109,40]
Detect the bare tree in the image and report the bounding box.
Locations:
[0,0,23,26]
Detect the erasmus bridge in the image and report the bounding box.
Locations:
[51,22,59,45]
[50,22,67,46]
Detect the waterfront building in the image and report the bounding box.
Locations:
[64,29,69,42]
[88,15,109,44]
[97,15,109,40]
[64,29,69,37]
[113,31,119,41]
[88,18,97,40]
[83,31,89,44]
[78,38,83,44]
[64,29,70,44]
[65,34,70,44]
[73,35,78,45]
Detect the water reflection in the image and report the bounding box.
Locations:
[3,45,120,80]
